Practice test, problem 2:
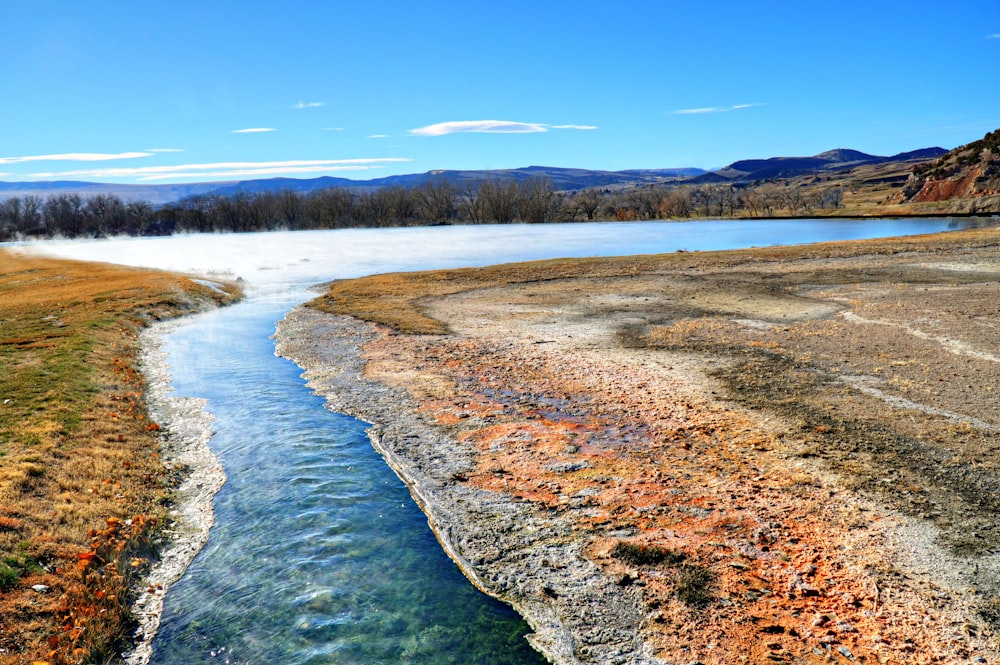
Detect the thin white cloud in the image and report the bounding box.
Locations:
[409,120,597,136]
[988,33,1000,39]
[0,151,153,165]
[673,107,723,115]
[293,101,326,109]
[232,127,276,134]
[30,158,414,182]
[324,127,345,131]
[673,103,764,115]
[368,134,390,139]
[146,148,185,153]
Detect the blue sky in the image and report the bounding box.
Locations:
[1,1,998,184]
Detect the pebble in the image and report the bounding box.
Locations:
[31,584,49,593]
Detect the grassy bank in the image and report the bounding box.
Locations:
[0,249,238,665]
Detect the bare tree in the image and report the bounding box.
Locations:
[304,188,354,228]
[0,197,24,239]
[818,187,844,209]
[739,186,763,217]
[456,184,485,224]
[778,186,806,215]
[413,179,457,222]
[381,186,418,223]
[478,179,521,223]
[625,186,663,220]
[756,183,778,216]
[690,187,713,217]
[42,193,86,237]
[519,177,557,223]
[571,188,602,220]
[275,189,304,228]
[84,193,128,235]
[659,188,691,218]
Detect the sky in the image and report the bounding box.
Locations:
[1,1,999,185]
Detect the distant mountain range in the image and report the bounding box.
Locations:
[0,166,705,205]
[0,148,950,205]
[205,165,707,198]
[691,147,947,184]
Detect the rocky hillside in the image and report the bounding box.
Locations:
[893,129,1000,212]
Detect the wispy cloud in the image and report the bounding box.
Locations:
[368,134,389,139]
[988,33,1000,39]
[672,103,764,115]
[324,127,345,131]
[146,148,184,153]
[0,151,152,165]
[232,127,276,134]
[30,158,414,182]
[410,120,598,136]
[293,101,326,109]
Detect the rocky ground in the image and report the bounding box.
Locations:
[276,229,1000,664]
[125,321,225,665]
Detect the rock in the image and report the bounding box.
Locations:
[797,582,820,597]
[31,584,49,593]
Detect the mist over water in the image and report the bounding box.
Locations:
[18,218,997,663]
[21,217,989,295]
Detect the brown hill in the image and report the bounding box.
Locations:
[892,129,1000,212]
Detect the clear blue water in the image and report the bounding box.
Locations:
[151,296,544,664]
[30,217,988,664]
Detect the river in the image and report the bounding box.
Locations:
[22,217,998,663]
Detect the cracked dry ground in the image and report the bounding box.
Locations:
[349,233,1000,665]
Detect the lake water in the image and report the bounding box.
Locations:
[18,217,998,663]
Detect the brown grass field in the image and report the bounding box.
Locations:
[0,248,237,665]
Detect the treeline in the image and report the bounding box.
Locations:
[0,178,845,241]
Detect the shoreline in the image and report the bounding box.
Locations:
[123,319,227,665]
[274,308,661,665]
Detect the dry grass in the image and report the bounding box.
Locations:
[0,248,239,664]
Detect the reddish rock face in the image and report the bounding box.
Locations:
[911,164,989,202]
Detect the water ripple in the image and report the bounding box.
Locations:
[149,298,545,665]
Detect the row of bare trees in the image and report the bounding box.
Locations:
[0,179,845,241]
[0,193,155,239]
[603,182,843,220]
